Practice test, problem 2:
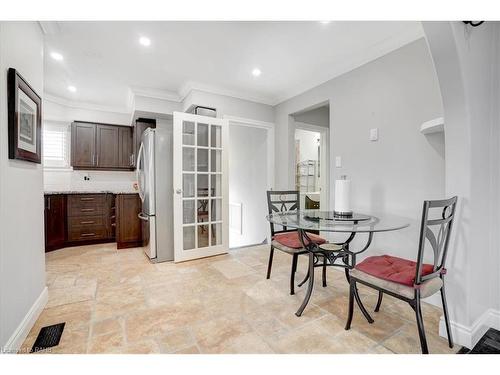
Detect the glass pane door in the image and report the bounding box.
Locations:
[173,112,228,262]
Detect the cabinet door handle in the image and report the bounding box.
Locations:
[81,233,96,237]
[81,208,95,212]
[92,153,95,165]
[80,197,94,201]
[80,220,95,225]
[48,197,51,210]
[96,154,99,166]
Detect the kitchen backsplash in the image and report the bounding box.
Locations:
[44,169,137,192]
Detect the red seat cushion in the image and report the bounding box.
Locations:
[273,231,326,249]
[355,255,435,287]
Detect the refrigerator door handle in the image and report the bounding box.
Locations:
[136,142,145,202]
[138,212,149,221]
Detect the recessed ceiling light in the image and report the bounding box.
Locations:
[139,36,151,46]
[319,21,331,24]
[67,85,76,93]
[50,52,64,61]
[252,68,261,77]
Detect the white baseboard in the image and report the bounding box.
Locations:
[439,308,500,349]
[3,286,48,353]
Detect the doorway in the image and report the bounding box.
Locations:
[224,116,275,249]
[292,103,330,210]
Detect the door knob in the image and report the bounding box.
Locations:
[176,189,182,194]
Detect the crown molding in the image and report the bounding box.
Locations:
[179,81,277,106]
[130,86,182,103]
[38,21,61,35]
[44,93,132,115]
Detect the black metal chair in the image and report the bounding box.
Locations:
[345,196,458,354]
[266,190,327,295]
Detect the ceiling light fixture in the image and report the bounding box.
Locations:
[139,36,151,46]
[319,21,331,25]
[50,52,64,61]
[252,68,261,77]
[67,85,77,93]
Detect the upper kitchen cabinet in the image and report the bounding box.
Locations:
[71,121,134,171]
[118,126,134,168]
[72,122,97,168]
[96,124,120,168]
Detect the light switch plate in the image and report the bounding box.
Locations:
[370,128,379,141]
[335,156,342,168]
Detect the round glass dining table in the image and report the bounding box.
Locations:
[266,210,410,318]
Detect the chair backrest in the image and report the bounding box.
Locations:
[267,190,300,237]
[415,196,458,285]
[305,195,320,209]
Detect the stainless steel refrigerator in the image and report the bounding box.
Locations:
[136,122,173,262]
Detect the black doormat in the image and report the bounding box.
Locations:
[30,322,66,353]
[458,328,500,354]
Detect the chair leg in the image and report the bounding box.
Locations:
[440,282,454,348]
[298,269,309,287]
[345,279,355,330]
[353,284,374,323]
[266,245,274,279]
[374,291,383,312]
[322,254,327,287]
[290,253,298,295]
[412,293,429,354]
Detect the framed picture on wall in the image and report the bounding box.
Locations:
[7,68,42,163]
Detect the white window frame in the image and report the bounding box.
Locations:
[43,121,72,171]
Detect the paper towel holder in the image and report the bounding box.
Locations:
[334,175,353,217]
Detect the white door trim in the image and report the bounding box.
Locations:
[293,121,330,210]
[223,115,275,190]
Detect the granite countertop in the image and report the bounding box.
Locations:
[44,190,138,195]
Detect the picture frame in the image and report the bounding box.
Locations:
[7,68,42,163]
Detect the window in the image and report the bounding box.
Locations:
[43,122,70,169]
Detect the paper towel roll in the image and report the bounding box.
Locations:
[334,177,352,215]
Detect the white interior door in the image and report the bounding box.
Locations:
[173,112,229,262]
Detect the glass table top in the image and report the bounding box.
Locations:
[267,210,410,233]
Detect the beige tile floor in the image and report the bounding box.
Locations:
[20,243,460,354]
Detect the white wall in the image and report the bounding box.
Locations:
[423,21,500,347]
[0,22,46,350]
[274,38,445,304]
[229,124,269,248]
[43,98,137,192]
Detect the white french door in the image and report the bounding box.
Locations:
[173,112,229,262]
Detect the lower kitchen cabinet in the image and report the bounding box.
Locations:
[44,193,139,252]
[67,193,114,243]
[116,194,142,249]
[44,194,67,251]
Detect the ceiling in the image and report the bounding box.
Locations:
[43,21,424,111]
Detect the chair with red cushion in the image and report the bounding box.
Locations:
[266,190,327,295]
[345,197,458,354]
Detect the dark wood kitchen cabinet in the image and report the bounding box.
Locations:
[118,126,133,168]
[44,194,67,252]
[67,193,114,243]
[71,121,134,171]
[71,122,96,168]
[116,194,142,249]
[96,124,120,168]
